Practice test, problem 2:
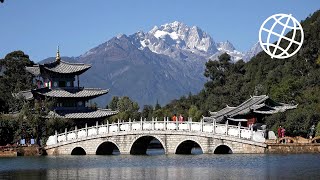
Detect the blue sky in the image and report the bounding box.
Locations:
[0,0,318,61]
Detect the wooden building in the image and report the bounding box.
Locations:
[204,95,297,127]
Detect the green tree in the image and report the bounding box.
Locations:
[107,96,140,122]
[154,100,161,111]
[316,121,320,137]
[108,96,119,110]
[0,51,34,113]
[142,105,153,119]
[188,105,202,122]
[0,114,19,145]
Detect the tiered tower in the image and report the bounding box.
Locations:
[25,48,117,125]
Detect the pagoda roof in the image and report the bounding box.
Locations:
[48,108,118,119]
[43,60,91,74]
[205,95,297,122]
[26,65,41,76]
[26,60,91,76]
[13,90,34,100]
[33,87,109,98]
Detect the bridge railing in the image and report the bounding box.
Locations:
[46,117,266,146]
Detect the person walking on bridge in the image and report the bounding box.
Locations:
[179,114,184,122]
[172,114,177,121]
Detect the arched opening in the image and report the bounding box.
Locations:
[214,145,232,154]
[71,147,86,155]
[175,140,203,155]
[96,141,120,155]
[130,136,165,155]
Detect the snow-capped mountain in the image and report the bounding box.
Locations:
[47,21,261,107]
[243,42,263,61]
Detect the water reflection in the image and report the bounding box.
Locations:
[1,154,320,180]
[45,166,256,180]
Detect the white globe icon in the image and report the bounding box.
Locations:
[259,13,304,59]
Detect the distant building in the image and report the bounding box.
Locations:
[203,95,297,127]
[0,64,6,76]
[23,48,117,125]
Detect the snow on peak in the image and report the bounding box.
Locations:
[116,21,261,63]
[145,21,218,55]
[217,41,235,51]
[243,41,263,61]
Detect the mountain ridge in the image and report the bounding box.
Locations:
[41,21,262,107]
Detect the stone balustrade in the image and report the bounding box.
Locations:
[46,117,266,146]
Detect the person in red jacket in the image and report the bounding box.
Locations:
[172,114,177,121]
[277,125,282,138]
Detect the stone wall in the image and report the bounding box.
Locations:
[267,144,320,153]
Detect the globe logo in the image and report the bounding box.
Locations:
[259,13,304,59]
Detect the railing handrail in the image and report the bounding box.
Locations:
[58,121,252,136]
[54,118,260,140]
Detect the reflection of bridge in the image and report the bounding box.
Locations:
[45,118,267,155]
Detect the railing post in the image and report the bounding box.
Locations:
[176,118,178,130]
[85,123,88,137]
[75,126,78,139]
[129,118,132,131]
[96,121,99,135]
[200,119,203,132]
[250,125,254,140]
[212,120,216,134]
[164,117,167,130]
[55,130,58,144]
[155,117,157,130]
[238,122,241,138]
[189,117,191,131]
[117,119,120,132]
[152,117,155,130]
[140,117,143,131]
[65,128,67,141]
[225,120,228,135]
[107,120,109,134]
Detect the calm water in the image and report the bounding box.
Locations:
[1,153,320,180]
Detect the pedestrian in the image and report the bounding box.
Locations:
[281,127,285,138]
[309,124,315,139]
[172,114,177,121]
[278,125,282,138]
[179,114,184,122]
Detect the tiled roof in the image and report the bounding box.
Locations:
[206,95,297,122]
[209,106,236,117]
[34,87,109,98]
[26,65,41,76]
[48,108,118,119]
[13,90,34,100]
[43,60,91,74]
[26,60,91,75]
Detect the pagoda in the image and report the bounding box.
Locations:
[203,95,297,127]
[24,48,117,125]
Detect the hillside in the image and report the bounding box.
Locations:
[161,10,320,136]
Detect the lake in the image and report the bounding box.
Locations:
[1,152,320,180]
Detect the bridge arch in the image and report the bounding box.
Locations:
[174,139,204,154]
[96,141,120,155]
[129,135,166,155]
[71,146,86,155]
[213,144,233,154]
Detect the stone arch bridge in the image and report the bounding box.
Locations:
[45,118,267,155]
